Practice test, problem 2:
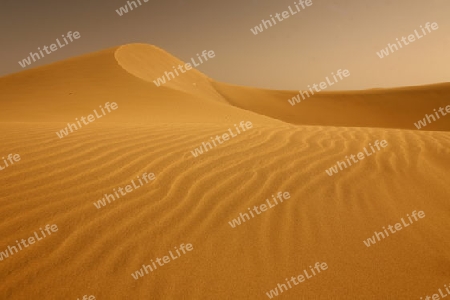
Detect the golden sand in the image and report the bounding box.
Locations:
[0,44,449,299]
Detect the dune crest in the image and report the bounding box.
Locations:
[2,42,449,131]
[114,43,226,103]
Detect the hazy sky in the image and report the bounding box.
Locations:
[0,0,448,90]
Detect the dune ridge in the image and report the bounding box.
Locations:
[1,43,449,130]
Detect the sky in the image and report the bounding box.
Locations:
[0,0,449,91]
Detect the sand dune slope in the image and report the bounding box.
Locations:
[2,43,448,130]
[212,81,450,131]
[0,44,273,125]
[0,123,449,299]
[0,44,449,299]
[115,44,226,103]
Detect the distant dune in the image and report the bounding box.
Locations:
[212,81,450,131]
[0,44,449,300]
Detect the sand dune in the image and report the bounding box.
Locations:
[212,81,450,131]
[0,44,273,125]
[0,44,449,299]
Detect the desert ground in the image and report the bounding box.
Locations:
[0,44,449,299]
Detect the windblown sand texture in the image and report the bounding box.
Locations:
[0,44,449,299]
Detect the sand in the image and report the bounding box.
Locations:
[0,43,449,299]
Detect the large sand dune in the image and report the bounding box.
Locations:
[0,44,449,299]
